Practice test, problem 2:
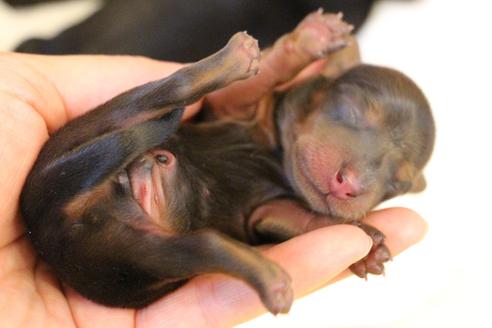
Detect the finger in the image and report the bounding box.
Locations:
[0,89,48,246]
[136,225,372,328]
[65,288,134,328]
[332,207,428,283]
[365,207,428,254]
[32,262,75,326]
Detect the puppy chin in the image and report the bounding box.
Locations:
[297,181,376,221]
[324,199,369,221]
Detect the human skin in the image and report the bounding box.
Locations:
[0,53,427,328]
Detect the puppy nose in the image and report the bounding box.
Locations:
[330,168,361,200]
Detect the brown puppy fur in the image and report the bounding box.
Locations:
[20,12,434,314]
[277,65,434,220]
[238,61,434,277]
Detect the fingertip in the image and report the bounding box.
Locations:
[348,224,374,258]
[392,207,428,244]
[364,207,428,255]
[266,224,373,265]
[183,100,203,120]
[324,224,374,262]
[265,224,373,298]
[135,226,378,327]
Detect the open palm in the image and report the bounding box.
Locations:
[0,53,426,328]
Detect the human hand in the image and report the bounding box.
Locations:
[0,52,427,327]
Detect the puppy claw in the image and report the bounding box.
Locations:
[294,10,353,59]
[350,261,368,279]
[350,223,392,278]
[373,244,392,262]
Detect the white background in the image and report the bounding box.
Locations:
[1,0,491,327]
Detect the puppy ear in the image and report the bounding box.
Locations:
[394,161,427,193]
[410,173,427,193]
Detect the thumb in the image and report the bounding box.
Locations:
[2,53,200,132]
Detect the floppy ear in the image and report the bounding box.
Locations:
[410,173,427,193]
[395,161,427,194]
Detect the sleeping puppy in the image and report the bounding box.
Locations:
[20,12,434,314]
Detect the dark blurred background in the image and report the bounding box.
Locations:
[8,0,378,62]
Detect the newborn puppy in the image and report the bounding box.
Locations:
[247,63,434,276]
[20,13,434,315]
[21,31,295,315]
[206,11,434,276]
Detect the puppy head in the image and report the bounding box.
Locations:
[278,64,435,219]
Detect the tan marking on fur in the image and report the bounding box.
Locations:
[365,100,384,127]
[63,181,112,220]
[396,161,416,183]
[410,174,427,192]
[251,95,278,149]
[322,36,361,79]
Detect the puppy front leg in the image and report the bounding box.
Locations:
[248,199,342,243]
[207,10,353,119]
[249,199,391,279]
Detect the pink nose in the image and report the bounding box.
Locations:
[329,168,361,200]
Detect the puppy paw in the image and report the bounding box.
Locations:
[225,32,260,78]
[349,223,392,279]
[258,263,294,315]
[292,10,353,58]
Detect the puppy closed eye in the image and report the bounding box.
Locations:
[330,104,361,126]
